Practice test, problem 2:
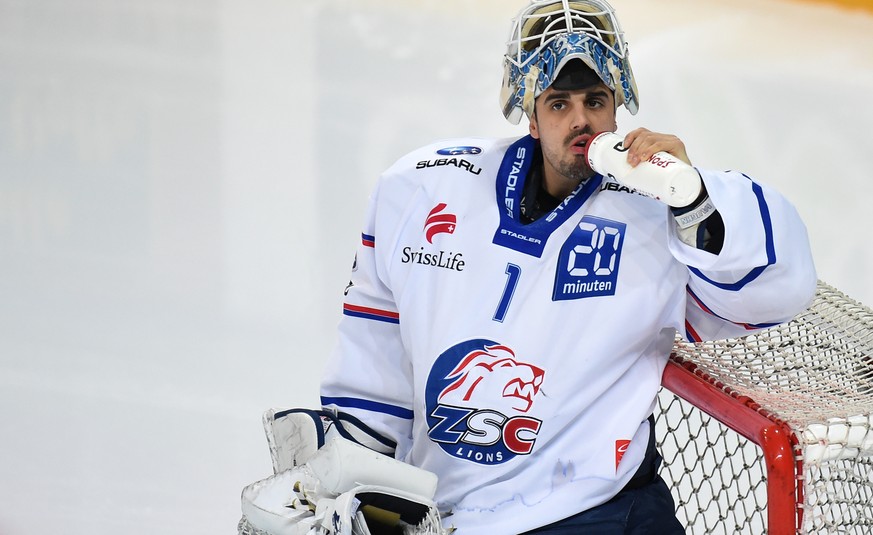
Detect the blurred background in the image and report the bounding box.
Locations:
[1,0,871,533]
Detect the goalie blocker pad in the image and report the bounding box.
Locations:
[264,408,397,474]
[241,480,444,535]
[240,438,445,535]
[306,437,437,498]
[319,484,444,535]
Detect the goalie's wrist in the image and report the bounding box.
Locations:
[671,188,716,230]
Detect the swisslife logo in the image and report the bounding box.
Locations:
[425,339,545,465]
[402,203,465,272]
[424,203,456,243]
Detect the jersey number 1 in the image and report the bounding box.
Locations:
[493,263,521,323]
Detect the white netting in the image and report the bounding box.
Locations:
[657,393,769,533]
[656,280,873,533]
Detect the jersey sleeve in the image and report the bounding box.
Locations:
[669,169,817,341]
[320,177,416,459]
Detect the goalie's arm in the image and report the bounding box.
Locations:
[320,177,416,458]
[670,168,817,341]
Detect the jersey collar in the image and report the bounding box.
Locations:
[493,135,603,257]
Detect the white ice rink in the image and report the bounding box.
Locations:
[1,0,872,533]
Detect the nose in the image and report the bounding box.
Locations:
[568,103,591,132]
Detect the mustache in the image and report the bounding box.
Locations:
[565,127,595,145]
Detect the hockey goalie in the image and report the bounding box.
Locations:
[238,408,451,535]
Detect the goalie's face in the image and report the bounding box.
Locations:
[529,81,616,198]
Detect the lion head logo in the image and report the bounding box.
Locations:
[437,344,544,413]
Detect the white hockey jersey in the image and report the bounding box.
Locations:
[320,135,816,534]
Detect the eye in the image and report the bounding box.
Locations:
[550,101,567,111]
[586,98,605,109]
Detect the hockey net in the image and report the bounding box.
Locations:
[655,280,873,534]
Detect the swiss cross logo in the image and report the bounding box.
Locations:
[425,203,457,243]
[615,439,631,471]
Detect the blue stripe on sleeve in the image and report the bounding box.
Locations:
[320,396,415,420]
[689,179,775,291]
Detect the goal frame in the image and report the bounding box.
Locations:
[661,355,804,534]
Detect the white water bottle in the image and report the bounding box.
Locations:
[584,132,702,207]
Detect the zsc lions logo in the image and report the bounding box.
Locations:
[425,339,545,465]
[436,146,481,156]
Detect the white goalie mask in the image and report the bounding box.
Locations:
[500,0,639,124]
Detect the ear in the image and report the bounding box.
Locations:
[528,110,540,140]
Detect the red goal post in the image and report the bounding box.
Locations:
[655,280,873,534]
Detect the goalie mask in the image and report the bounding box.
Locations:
[500,0,639,124]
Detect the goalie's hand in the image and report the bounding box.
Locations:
[622,128,691,167]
